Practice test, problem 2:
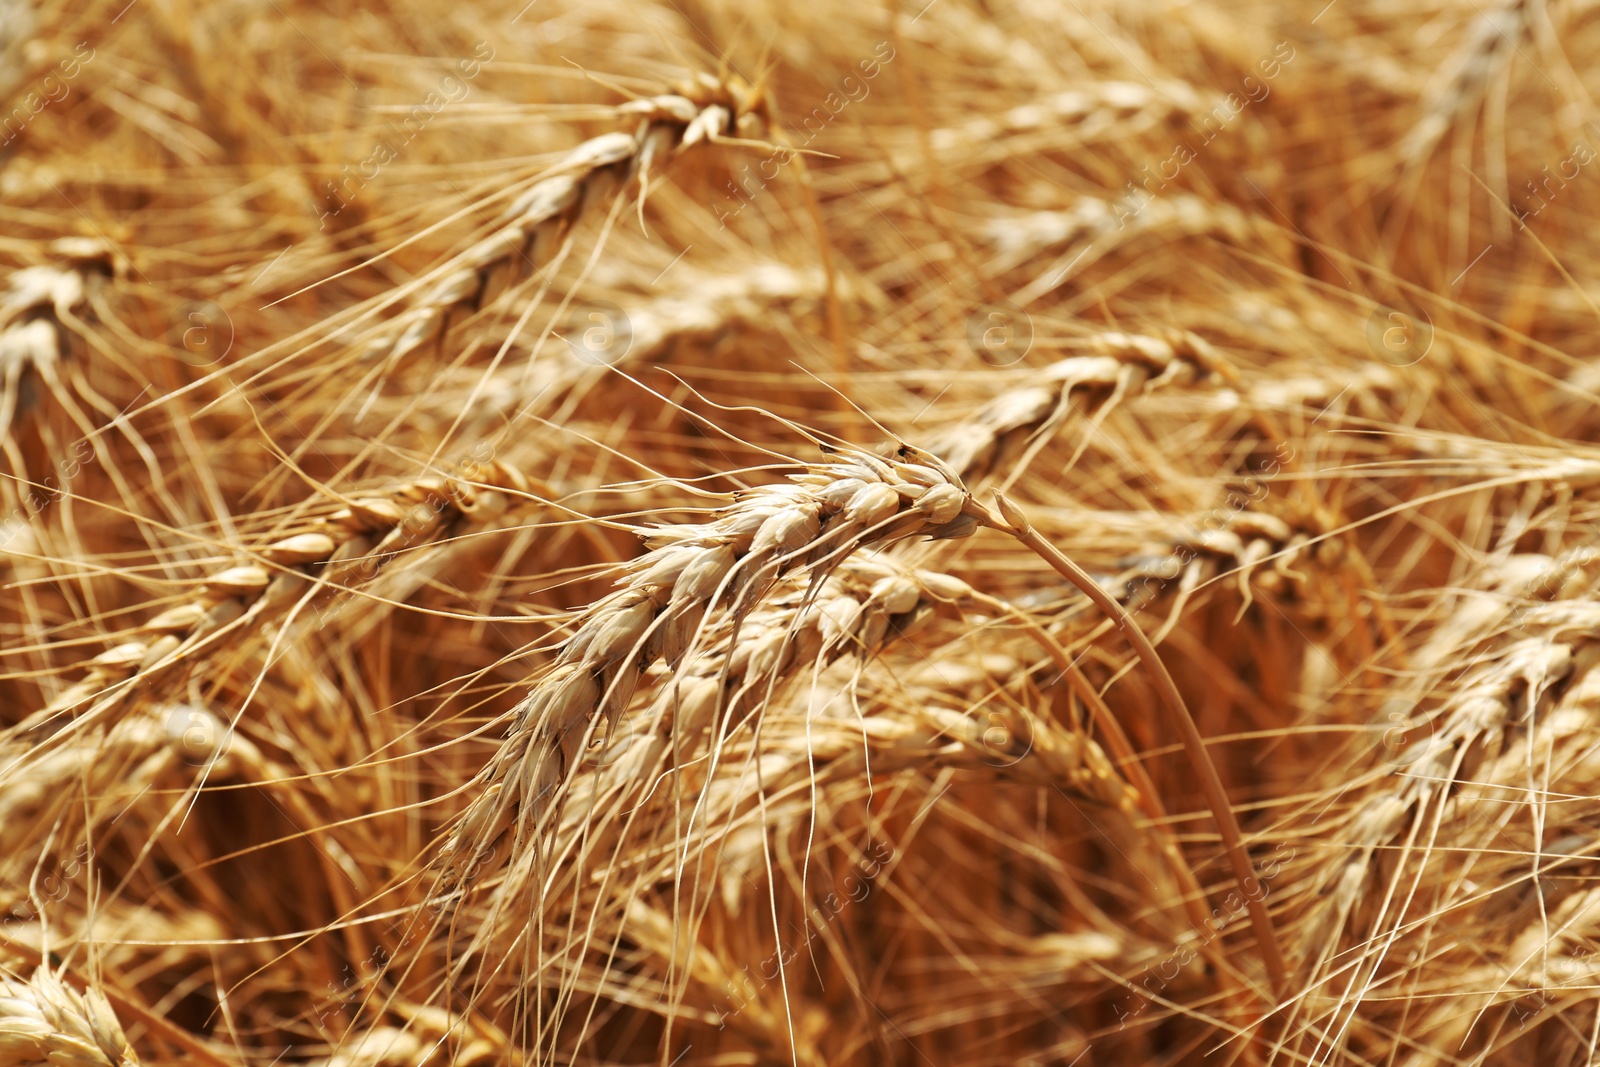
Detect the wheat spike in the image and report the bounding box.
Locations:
[24,460,530,728]
[0,239,120,456]
[370,77,770,365]
[442,446,973,883]
[927,330,1231,483]
[0,969,139,1067]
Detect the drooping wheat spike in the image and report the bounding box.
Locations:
[1416,643,1600,1051]
[365,75,771,366]
[919,79,1206,165]
[528,560,1098,885]
[1389,0,1530,249]
[589,558,1139,819]
[1109,506,1330,638]
[0,968,140,1067]
[441,446,974,883]
[0,699,380,971]
[1,899,230,987]
[589,261,849,359]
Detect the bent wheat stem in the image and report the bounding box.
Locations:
[982,491,1290,1001]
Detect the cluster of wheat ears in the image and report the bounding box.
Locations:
[4,0,1600,1063]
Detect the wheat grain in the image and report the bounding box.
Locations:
[1296,615,1597,1009]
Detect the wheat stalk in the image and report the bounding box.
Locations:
[0,714,165,885]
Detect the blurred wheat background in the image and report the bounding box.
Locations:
[3,0,1600,1063]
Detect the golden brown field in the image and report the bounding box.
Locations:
[4,0,1600,1063]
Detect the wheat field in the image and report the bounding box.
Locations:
[3,0,1600,1063]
